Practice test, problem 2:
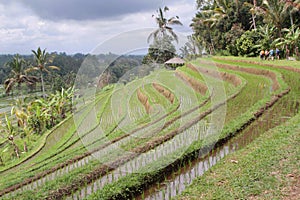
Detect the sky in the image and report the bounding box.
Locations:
[0,0,197,55]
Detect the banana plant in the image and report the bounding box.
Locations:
[275,25,300,56]
[11,100,30,152]
[27,100,48,134]
[1,114,20,158]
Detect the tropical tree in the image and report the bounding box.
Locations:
[236,30,260,56]
[180,35,204,59]
[275,25,300,57]
[202,0,234,28]
[244,0,266,30]
[282,0,300,28]
[143,35,176,64]
[179,46,190,58]
[10,98,36,152]
[31,47,59,97]
[26,98,49,134]
[192,0,241,54]
[259,0,290,37]
[147,6,183,43]
[254,24,277,50]
[191,10,216,54]
[25,86,74,134]
[1,114,20,158]
[4,55,38,95]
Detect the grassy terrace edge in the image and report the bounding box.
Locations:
[86,88,289,200]
[2,61,244,198]
[82,62,289,199]
[0,58,290,199]
[177,109,300,200]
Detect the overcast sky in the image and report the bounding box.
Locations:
[0,0,196,54]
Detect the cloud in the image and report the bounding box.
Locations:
[13,0,163,21]
[0,0,196,54]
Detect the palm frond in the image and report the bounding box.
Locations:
[48,66,60,70]
[166,27,178,43]
[147,29,160,43]
[4,80,15,94]
[168,17,183,25]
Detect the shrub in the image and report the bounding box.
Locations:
[236,30,259,57]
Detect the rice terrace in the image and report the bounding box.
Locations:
[0,0,299,200]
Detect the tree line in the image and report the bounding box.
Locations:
[189,0,300,58]
[0,51,146,96]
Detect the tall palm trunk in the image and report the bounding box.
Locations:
[252,0,257,30]
[40,70,45,97]
[290,12,294,34]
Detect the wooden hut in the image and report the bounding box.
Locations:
[164,57,185,69]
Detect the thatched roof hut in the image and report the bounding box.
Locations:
[164,57,185,69]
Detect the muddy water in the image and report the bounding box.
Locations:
[135,97,297,200]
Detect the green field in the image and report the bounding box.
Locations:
[0,57,299,200]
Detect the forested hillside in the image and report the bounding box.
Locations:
[0,53,144,92]
[189,0,300,57]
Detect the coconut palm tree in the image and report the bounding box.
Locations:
[180,35,204,58]
[4,55,39,96]
[282,0,300,30]
[31,47,59,97]
[191,10,216,54]
[244,0,264,30]
[260,0,290,37]
[147,6,183,43]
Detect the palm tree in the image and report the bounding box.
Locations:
[147,6,183,43]
[31,47,59,97]
[191,10,216,54]
[181,35,204,58]
[4,55,38,96]
[260,0,289,37]
[282,0,300,30]
[244,0,262,30]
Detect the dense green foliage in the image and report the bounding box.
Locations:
[0,87,74,164]
[191,0,300,57]
[1,53,144,94]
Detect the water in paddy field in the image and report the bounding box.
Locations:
[67,122,209,200]
[135,97,298,200]
[65,95,297,200]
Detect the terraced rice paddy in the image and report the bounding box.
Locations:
[0,57,299,200]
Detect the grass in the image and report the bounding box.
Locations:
[0,90,109,189]
[177,112,300,200]
[64,60,283,200]
[81,58,291,200]
[215,56,300,69]
[0,63,239,199]
[1,57,298,199]
[175,57,300,199]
